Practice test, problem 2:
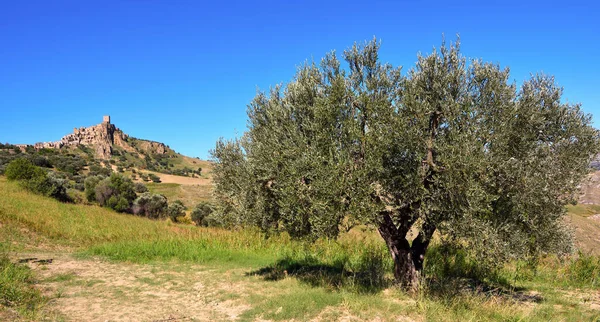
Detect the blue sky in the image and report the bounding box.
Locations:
[1,0,598,159]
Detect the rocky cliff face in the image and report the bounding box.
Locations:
[34,117,167,159]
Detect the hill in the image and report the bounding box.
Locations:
[0,116,213,207]
[6,115,211,177]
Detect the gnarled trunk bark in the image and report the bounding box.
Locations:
[378,212,435,292]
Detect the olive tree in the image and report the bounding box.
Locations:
[133,192,168,219]
[211,39,599,290]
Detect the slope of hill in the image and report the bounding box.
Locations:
[11,115,211,176]
[0,116,214,209]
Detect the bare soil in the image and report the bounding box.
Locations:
[22,253,249,322]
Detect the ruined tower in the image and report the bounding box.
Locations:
[103,115,110,123]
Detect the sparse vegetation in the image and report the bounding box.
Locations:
[0,254,47,318]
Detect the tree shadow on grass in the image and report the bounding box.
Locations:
[423,245,543,304]
[246,254,391,294]
[248,245,543,303]
[423,276,542,304]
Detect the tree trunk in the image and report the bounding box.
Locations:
[378,213,435,292]
[390,244,421,291]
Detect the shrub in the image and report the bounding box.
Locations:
[89,164,112,177]
[167,200,186,222]
[27,155,52,168]
[133,193,168,219]
[5,158,45,181]
[191,202,214,226]
[84,175,104,202]
[21,172,69,202]
[40,172,70,202]
[149,173,161,183]
[94,173,137,212]
[134,182,148,193]
[5,159,70,202]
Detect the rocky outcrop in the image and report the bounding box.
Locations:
[137,140,167,155]
[32,116,153,159]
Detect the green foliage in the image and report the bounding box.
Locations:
[84,175,103,202]
[32,171,70,202]
[5,158,45,181]
[26,155,52,168]
[167,200,186,222]
[191,201,215,226]
[0,254,47,317]
[564,254,600,287]
[47,153,86,175]
[133,192,168,219]
[89,164,112,177]
[94,173,137,212]
[4,158,69,202]
[148,173,161,183]
[211,38,600,284]
[134,182,148,193]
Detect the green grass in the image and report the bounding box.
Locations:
[146,182,212,207]
[2,176,600,321]
[0,254,47,319]
[566,203,600,217]
[145,182,180,200]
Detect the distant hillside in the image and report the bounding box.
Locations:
[2,115,212,179]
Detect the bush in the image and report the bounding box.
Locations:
[94,173,137,212]
[89,164,112,177]
[5,158,45,181]
[149,173,161,183]
[84,175,104,202]
[191,202,214,226]
[167,200,186,222]
[133,193,168,219]
[27,155,52,168]
[134,182,148,193]
[41,172,70,202]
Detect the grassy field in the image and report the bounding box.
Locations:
[1,176,600,321]
[566,204,600,217]
[146,182,213,208]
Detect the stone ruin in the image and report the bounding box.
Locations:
[29,116,168,160]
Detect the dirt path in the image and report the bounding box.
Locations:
[23,253,249,321]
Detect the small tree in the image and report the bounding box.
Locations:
[84,175,104,202]
[167,200,186,222]
[94,173,137,212]
[133,192,168,219]
[134,182,148,193]
[148,173,161,183]
[211,38,600,290]
[191,202,214,226]
[5,158,45,181]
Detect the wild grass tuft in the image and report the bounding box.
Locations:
[0,254,47,318]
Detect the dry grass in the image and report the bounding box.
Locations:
[146,182,213,208]
[2,176,600,321]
